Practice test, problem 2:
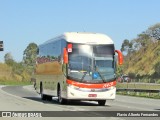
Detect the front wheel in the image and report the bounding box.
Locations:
[98,100,106,106]
[57,87,67,104]
[46,96,52,101]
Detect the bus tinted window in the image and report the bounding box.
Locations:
[93,45,114,56]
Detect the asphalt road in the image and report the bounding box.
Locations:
[0,85,159,120]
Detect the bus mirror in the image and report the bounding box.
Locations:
[63,48,68,64]
[115,50,123,65]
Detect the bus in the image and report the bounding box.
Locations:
[35,32,123,106]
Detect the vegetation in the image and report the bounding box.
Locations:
[23,43,38,74]
[117,23,160,99]
[0,43,38,85]
[118,23,160,82]
[117,91,160,99]
[116,83,160,99]
[117,83,160,90]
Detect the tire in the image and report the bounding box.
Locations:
[57,86,67,104]
[98,100,106,106]
[40,82,47,100]
[46,96,52,101]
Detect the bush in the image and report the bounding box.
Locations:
[128,72,136,79]
[0,62,31,83]
[156,80,160,84]
[154,61,160,76]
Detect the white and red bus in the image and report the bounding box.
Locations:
[35,32,123,106]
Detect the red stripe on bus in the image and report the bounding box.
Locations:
[66,79,116,89]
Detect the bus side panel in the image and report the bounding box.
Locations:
[35,39,67,97]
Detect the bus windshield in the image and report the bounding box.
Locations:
[68,44,115,83]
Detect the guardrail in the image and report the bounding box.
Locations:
[116,88,160,98]
[116,82,160,90]
[117,88,160,93]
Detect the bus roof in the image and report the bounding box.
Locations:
[43,32,114,45]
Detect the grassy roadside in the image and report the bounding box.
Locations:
[0,63,32,86]
[117,91,160,99]
[0,80,31,86]
[116,83,160,99]
[116,83,160,90]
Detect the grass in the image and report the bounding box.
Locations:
[116,83,160,90]
[117,91,160,99]
[0,63,32,86]
[0,80,31,86]
[116,83,160,99]
[124,40,160,77]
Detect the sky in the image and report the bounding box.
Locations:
[0,0,160,62]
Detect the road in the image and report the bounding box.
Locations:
[0,85,159,120]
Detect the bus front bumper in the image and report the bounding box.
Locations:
[66,86,116,100]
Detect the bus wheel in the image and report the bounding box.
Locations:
[40,82,46,100]
[98,100,106,106]
[57,87,67,104]
[46,96,52,101]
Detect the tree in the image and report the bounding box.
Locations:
[138,33,150,46]
[116,65,124,77]
[121,39,133,55]
[12,62,25,75]
[131,39,141,51]
[4,53,15,66]
[23,43,38,72]
[146,23,160,40]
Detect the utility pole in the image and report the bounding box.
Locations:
[0,41,3,51]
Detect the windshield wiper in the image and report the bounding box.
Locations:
[80,65,92,81]
[81,71,88,81]
[96,70,105,83]
[94,66,105,83]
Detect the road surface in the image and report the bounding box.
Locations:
[0,85,159,120]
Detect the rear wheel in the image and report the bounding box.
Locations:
[98,100,106,106]
[40,82,47,100]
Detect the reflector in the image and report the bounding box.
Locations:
[67,44,72,52]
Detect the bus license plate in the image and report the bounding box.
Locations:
[88,94,97,97]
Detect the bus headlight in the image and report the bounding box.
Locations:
[68,84,80,90]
